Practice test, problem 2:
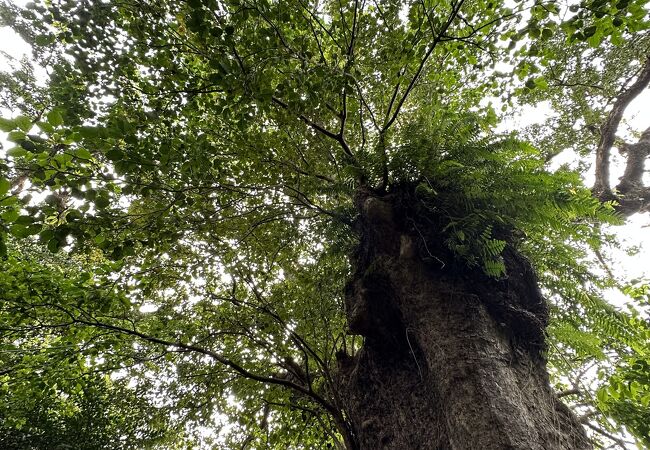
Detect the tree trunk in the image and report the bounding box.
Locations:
[336,187,592,450]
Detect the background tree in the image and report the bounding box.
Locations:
[0,0,649,448]
[0,241,196,449]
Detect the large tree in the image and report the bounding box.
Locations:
[1,0,649,448]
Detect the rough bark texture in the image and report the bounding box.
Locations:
[337,187,592,450]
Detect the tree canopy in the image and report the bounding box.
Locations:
[0,0,649,448]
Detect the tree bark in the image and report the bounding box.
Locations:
[336,187,592,450]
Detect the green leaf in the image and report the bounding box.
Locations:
[597,388,609,404]
[105,148,124,162]
[38,121,55,133]
[583,26,597,38]
[47,238,61,253]
[95,196,110,209]
[0,117,16,132]
[529,27,541,38]
[75,148,92,160]
[34,34,55,46]
[6,147,28,158]
[10,224,40,238]
[78,126,100,138]
[15,115,32,132]
[39,229,55,242]
[0,178,10,197]
[20,140,38,152]
[47,110,64,127]
[1,209,19,222]
[7,131,26,143]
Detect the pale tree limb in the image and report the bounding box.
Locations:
[593,54,650,198]
[606,124,650,216]
[616,126,650,195]
[584,421,635,449]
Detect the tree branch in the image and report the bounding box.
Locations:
[593,55,650,196]
[71,317,341,417]
[557,388,582,398]
[271,97,357,165]
[272,96,340,141]
[584,421,633,449]
[381,0,466,133]
[616,126,650,194]
[594,124,650,216]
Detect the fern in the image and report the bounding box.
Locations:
[391,113,650,445]
[396,113,619,279]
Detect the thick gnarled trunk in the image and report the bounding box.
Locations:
[336,188,591,450]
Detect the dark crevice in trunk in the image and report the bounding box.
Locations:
[336,185,592,450]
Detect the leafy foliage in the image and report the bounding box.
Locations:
[0,241,194,449]
[391,114,620,277]
[1,0,649,448]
